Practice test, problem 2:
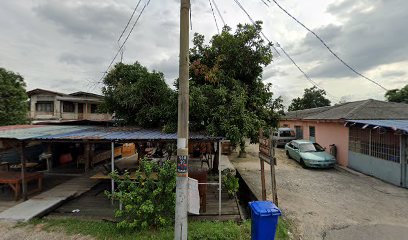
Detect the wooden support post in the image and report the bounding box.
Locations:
[260,157,267,201]
[269,129,278,206]
[20,142,27,201]
[84,142,90,172]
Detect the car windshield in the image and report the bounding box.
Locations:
[280,130,295,137]
[299,143,325,152]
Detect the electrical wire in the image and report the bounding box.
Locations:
[208,0,220,33]
[276,42,338,101]
[233,0,280,56]
[211,0,226,27]
[233,0,337,101]
[117,0,143,43]
[267,0,388,91]
[98,0,151,84]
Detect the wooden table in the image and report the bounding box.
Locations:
[0,171,43,200]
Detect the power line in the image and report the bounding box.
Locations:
[267,0,388,91]
[208,0,220,33]
[117,0,143,43]
[232,0,337,101]
[233,0,280,56]
[276,42,338,101]
[211,0,226,27]
[99,0,151,84]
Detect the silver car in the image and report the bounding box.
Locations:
[285,140,336,168]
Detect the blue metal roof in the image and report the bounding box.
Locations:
[0,125,223,141]
[346,120,408,134]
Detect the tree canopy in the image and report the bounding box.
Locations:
[288,86,331,111]
[188,22,278,149]
[101,22,281,151]
[0,67,28,125]
[385,84,408,104]
[101,62,176,128]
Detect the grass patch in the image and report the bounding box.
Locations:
[27,217,289,240]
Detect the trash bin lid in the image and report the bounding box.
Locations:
[249,201,281,216]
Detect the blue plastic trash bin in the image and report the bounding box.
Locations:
[249,201,281,240]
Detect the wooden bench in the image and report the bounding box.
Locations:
[0,171,43,200]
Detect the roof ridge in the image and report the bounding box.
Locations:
[344,99,371,119]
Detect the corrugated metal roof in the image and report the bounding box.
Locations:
[0,125,223,141]
[346,120,408,134]
[284,99,408,120]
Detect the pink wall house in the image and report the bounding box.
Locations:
[280,120,349,166]
[281,99,408,168]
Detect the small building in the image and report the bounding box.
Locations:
[345,120,408,187]
[280,99,408,187]
[28,89,112,124]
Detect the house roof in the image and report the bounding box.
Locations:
[27,88,66,97]
[69,91,103,99]
[283,99,408,121]
[0,125,224,142]
[346,120,408,134]
[27,89,103,99]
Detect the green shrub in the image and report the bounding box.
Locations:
[221,169,239,198]
[105,159,176,230]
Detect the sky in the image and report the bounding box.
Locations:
[0,0,407,107]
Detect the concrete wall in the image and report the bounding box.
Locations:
[280,120,349,166]
[349,151,402,186]
[30,95,112,121]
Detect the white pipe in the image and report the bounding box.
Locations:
[111,142,114,204]
[218,141,221,216]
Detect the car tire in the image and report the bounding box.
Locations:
[286,150,291,159]
[300,158,307,169]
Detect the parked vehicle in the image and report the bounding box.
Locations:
[273,128,296,147]
[285,140,336,168]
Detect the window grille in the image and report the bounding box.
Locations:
[36,101,53,112]
[349,127,400,163]
[63,101,75,113]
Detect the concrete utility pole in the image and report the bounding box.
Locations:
[175,0,190,239]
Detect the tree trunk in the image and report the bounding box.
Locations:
[238,139,246,158]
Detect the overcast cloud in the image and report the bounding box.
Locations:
[0,0,407,107]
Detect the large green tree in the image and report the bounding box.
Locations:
[188,22,277,152]
[288,86,331,111]
[102,62,177,128]
[0,67,28,125]
[385,84,408,104]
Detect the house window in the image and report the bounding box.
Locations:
[349,127,400,163]
[63,102,75,113]
[90,104,98,113]
[36,101,53,112]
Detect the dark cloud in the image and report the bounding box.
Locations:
[295,0,408,79]
[33,0,129,40]
[59,53,104,65]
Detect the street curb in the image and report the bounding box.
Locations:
[334,165,365,177]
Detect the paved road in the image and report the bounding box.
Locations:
[230,144,408,240]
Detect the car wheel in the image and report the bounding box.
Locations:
[300,158,307,168]
[286,150,291,159]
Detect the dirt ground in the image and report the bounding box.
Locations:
[0,221,93,240]
[230,144,408,240]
